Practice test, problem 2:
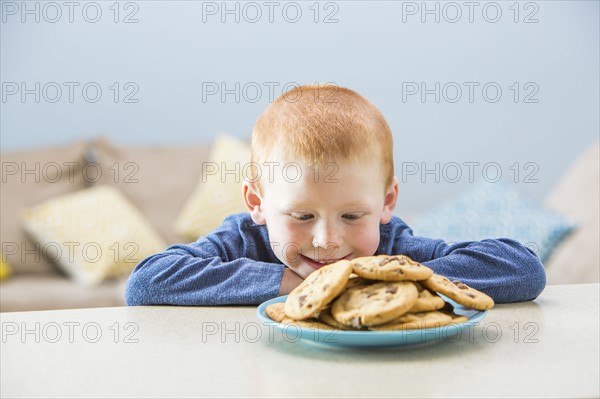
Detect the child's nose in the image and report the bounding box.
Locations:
[312,221,343,250]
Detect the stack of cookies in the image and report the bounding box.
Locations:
[265,255,495,331]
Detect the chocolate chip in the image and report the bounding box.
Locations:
[379,257,394,266]
[299,295,307,307]
[385,286,398,294]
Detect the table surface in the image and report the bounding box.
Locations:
[1,283,599,398]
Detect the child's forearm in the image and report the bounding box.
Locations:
[423,238,546,303]
[125,245,285,306]
[380,217,546,303]
[278,268,304,296]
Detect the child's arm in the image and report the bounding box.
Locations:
[125,214,288,306]
[422,238,546,303]
[279,268,304,295]
[381,217,546,303]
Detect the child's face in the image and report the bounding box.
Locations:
[244,154,398,279]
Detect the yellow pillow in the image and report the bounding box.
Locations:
[175,134,250,240]
[0,257,11,281]
[20,185,166,286]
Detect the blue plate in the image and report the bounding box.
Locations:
[256,295,488,348]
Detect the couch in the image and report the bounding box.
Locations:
[1,137,598,312]
[1,136,213,312]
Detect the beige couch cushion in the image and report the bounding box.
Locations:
[175,134,251,241]
[90,136,211,244]
[1,142,89,275]
[20,185,166,286]
[544,142,599,284]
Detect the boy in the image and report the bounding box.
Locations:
[125,84,546,306]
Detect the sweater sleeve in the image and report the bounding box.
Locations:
[125,215,286,306]
[381,218,547,303]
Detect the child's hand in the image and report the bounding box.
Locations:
[278,268,304,296]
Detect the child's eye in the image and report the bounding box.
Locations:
[290,213,314,221]
[342,214,362,221]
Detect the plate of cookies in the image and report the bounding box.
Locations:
[256,255,494,348]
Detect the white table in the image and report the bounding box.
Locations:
[1,284,599,398]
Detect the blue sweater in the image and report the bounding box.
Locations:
[125,213,546,306]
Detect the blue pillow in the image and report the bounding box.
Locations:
[411,182,576,262]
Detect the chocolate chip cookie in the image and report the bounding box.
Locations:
[408,283,446,312]
[284,260,353,320]
[369,310,453,331]
[331,281,419,328]
[421,274,495,310]
[351,255,434,281]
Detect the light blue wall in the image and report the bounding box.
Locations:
[2,0,598,215]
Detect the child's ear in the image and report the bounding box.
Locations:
[243,179,266,225]
[380,176,399,224]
